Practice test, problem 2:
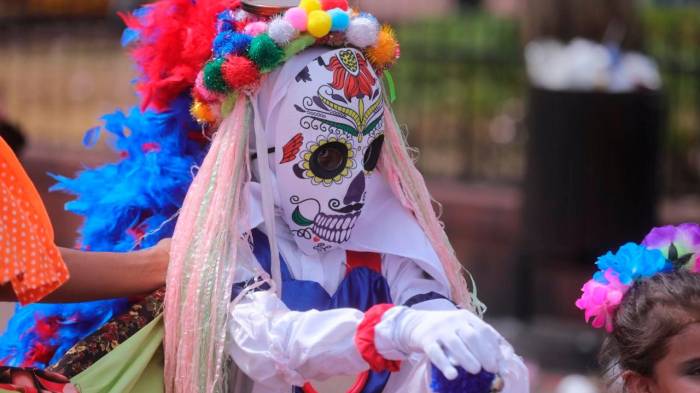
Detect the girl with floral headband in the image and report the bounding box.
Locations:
[576,223,700,393]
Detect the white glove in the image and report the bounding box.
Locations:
[375,307,504,380]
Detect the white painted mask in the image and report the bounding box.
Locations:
[272,48,385,254]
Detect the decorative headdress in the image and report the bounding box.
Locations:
[575,223,700,333]
[188,0,400,127]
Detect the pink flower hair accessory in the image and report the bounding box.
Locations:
[575,269,630,333]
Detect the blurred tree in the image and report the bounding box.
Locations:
[459,0,482,7]
[521,0,644,50]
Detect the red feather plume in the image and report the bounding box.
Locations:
[120,0,240,111]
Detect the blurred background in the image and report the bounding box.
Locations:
[1,0,699,391]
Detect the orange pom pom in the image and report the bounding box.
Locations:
[366,25,399,70]
[221,55,260,90]
[190,100,216,124]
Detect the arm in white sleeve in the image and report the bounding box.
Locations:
[227,290,369,389]
[382,254,456,311]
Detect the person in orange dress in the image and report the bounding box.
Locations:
[0,136,170,392]
[0,136,170,304]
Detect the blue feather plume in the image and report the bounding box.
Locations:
[0,95,207,367]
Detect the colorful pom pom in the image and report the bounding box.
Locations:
[307,10,332,38]
[284,35,317,58]
[268,17,298,45]
[321,0,349,11]
[194,71,223,103]
[346,16,380,48]
[213,31,252,58]
[221,55,260,90]
[233,9,248,22]
[190,100,216,124]
[248,34,285,72]
[243,21,268,37]
[203,58,228,93]
[299,0,322,13]
[328,8,350,32]
[284,7,308,32]
[366,24,398,69]
[217,10,236,32]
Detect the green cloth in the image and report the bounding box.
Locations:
[70,315,165,393]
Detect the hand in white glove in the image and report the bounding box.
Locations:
[375,307,505,381]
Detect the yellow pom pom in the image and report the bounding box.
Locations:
[190,100,216,124]
[367,25,399,70]
[299,0,321,13]
[307,10,332,38]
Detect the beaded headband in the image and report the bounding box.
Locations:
[575,223,700,333]
[190,0,400,125]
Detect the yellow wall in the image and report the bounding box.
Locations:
[0,27,136,152]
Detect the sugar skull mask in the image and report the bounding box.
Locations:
[273,48,385,255]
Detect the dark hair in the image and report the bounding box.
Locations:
[0,120,26,156]
[600,270,700,384]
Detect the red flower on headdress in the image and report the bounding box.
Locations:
[326,50,376,100]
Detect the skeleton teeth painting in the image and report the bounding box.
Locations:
[312,211,360,243]
[275,48,384,254]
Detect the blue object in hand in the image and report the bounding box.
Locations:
[430,364,497,393]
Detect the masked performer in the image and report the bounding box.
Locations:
[162,2,528,393]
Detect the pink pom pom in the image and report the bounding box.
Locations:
[575,269,631,333]
[193,71,223,103]
[284,7,308,32]
[243,21,268,37]
[221,55,260,90]
[321,0,348,10]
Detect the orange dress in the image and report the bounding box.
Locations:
[0,137,69,304]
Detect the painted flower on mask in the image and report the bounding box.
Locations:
[326,49,376,100]
[642,223,700,272]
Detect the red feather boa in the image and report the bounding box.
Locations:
[120,0,240,111]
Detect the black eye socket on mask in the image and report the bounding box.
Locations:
[363,134,384,171]
[310,141,348,179]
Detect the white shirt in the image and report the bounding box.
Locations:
[226,220,455,393]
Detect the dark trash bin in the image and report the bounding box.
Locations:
[517,87,665,318]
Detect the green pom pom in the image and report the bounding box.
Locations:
[248,34,284,72]
[284,35,316,61]
[203,58,228,93]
